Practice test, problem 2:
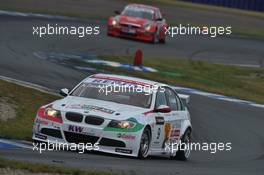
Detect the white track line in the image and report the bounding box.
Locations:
[0,75,59,96]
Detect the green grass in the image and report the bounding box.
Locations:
[93,55,264,104]
[0,80,59,140]
[0,158,115,175]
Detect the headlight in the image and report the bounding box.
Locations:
[112,19,118,26]
[145,24,152,31]
[37,105,63,123]
[108,120,135,129]
[45,107,61,118]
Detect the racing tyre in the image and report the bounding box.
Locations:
[138,127,151,159]
[159,37,166,44]
[172,129,191,161]
[152,31,160,44]
[107,31,112,37]
[107,28,113,37]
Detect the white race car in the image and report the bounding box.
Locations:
[32,74,192,160]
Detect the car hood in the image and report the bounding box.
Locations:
[118,15,152,27]
[52,96,150,120]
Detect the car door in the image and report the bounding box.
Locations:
[150,88,169,149]
[163,87,186,145]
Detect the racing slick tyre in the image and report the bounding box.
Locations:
[107,28,113,37]
[152,30,160,44]
[159,36,166,44]
[171,129,191,161]
[138,127,151,159]
[107,31,112,37]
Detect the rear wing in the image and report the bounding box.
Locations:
[178,93,190,106]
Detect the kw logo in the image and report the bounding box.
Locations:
[68,125,84,133]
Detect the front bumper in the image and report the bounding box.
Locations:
[32,116,143,157]
[107,25,155,42]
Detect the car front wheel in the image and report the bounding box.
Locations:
[159,36,166,44]
[152,30,160,44]
[138,127,151,159]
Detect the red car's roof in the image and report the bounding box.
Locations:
[128,3,159,11]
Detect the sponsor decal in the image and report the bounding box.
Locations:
[68,125,84,133]
[155,117,165,125]
[35,133,47,140]
[164,123,172,140]
[90,75,153,87]
[163,123,172,148]
[83,129,96,136]
[52,122,61,130]
[52,123,60,130]
[115,148,132,154]
[36,119,49,125]
[65,104,83,109]
[156,127,161,140]
[170,128,180,139]
[68,125,96,136]
[66,104,114,114]
[83,105,115,114]
[125,6,154,15]
[117,133,136,140]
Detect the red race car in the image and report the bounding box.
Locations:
[107,4,168,44]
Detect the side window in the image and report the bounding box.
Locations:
[165,88,179,111]
[156,10,162,20]
[175,94,183,111]
[155,89,167,108]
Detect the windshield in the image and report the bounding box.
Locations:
[122,6,154,20]
[70,83,152,108]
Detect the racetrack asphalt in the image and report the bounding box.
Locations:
[0,15,264,175]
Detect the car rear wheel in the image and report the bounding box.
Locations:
[138,127,151,159]
[171,129,191,161]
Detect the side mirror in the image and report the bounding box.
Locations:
[154,105,171,113]
[60,88,69,97]
[115,10,120,15]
